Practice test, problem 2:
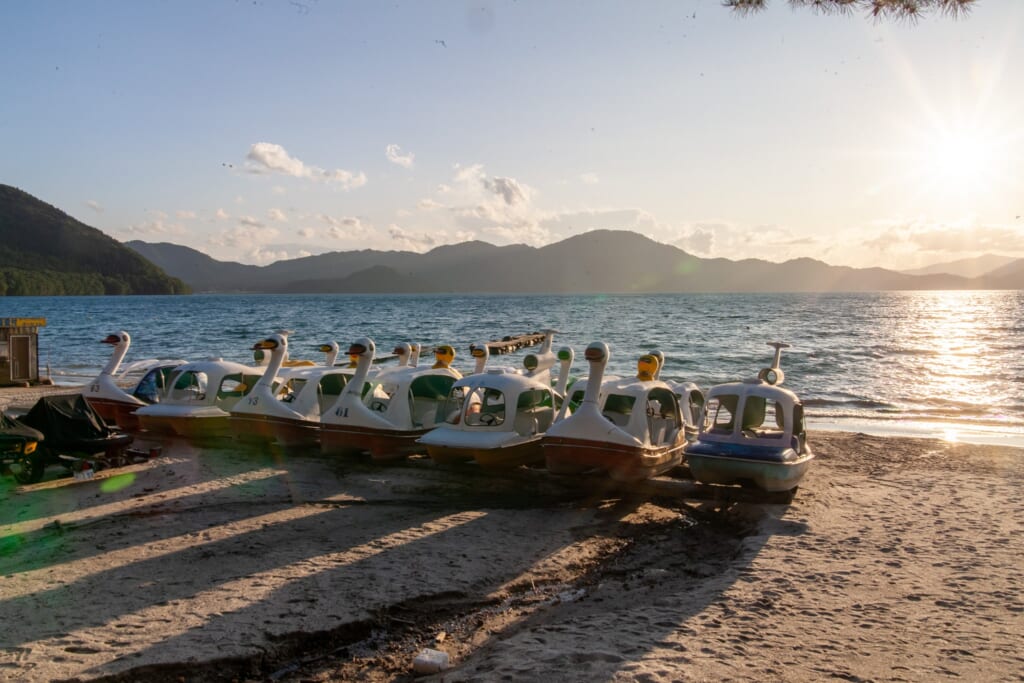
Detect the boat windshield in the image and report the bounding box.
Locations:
[133,365,177,403]
[601,393,635,427]
[169,371,208,402]
[216,373,258,409]
[705,394,738,434]
[453,386,507,427]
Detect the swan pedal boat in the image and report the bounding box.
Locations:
[320,338,461,461]
[228,335,354,447]
[134,358,266,439]
[684,342,814,493]
[420,332,573,468]
[82,331,185,430]
[543,343,697,482]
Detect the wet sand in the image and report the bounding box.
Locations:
[1,386,1021,681]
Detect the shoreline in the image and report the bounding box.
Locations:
[0,431,1020,681]
[5,383,1024,449]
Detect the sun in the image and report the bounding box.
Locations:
[917,125,1001,196]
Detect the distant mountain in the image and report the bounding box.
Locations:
[903,254,1018,278]
[126,241,261,293]
[0,185,189,295]
[129,229,989,294]
[978,258,1024,289]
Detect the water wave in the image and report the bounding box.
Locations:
[6,290,1022,445]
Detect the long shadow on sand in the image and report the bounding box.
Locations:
[0,432,809,682]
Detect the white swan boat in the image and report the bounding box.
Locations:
[684,342,813,493]
[543,343,691,482]
[320,339,461,461]
[82,331,185,430]
[419,333,567,468]
[228,334,352,447]
[135,357,266,439]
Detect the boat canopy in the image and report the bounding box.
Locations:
[163,360,265,409]
[701,380,805,448]
[441,372,557,436]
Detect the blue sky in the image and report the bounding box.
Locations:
[2,0,1022,268]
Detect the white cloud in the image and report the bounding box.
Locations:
[120,213,188,238]
[860,219,1024,258]
[385,144,414,169]
[483,176,528,205]
[245,142,367,190]
[297,227,315,239]
[207,223,284,264]
[664,221,827,263]
[580,172,599,185]
[215,208,230,221]
[268,208,288,222]
[239,215,265,229]
[176,210,197,219]
[680,228,714,254]
[441,164,548,243]
[86,200,103,213]
[318,214,370,241]
[417,198,443,211]
[389,224,437,252]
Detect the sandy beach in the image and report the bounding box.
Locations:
[1,385,1022,682]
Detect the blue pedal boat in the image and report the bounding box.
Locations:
[685,342,813,493]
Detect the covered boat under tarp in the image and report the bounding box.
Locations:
[13,394,133,483]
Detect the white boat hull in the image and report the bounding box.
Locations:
[685,446,815,492]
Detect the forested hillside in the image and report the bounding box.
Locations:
[0,185,189,295]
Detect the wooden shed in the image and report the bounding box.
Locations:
[0,317,46,386]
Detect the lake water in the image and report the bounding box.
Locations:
[3,291,1022,447]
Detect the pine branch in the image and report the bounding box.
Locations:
[723,0,976,21]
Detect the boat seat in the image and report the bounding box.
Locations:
[514,413,539,437]
[649,417,676,444]
[741,397,766,431]
[411,397,441,427]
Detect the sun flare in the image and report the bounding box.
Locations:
[918,126,1001,195]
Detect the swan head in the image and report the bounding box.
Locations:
[470,343,489,360]
[392,342,412,365]
[102,331,130,346]
[253,333,287,352]
[637,353,660,381]
[318,342,339,354]
[347,337,375,360]
[584,342,609,365]
[432,344,455,369]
